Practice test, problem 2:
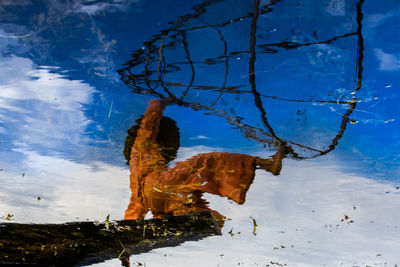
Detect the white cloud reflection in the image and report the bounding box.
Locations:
[90,146,400,267]
[74,0,141,14]
[0,54,133,223]
[374,48,400,71]
[1,139,399,265]
[0,0,140,15]
[365,9,400,29]
[0,55,95,149]
[0,149,130,223]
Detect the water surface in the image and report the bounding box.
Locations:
[0,0,399,266]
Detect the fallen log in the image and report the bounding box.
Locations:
[0,211,220,266]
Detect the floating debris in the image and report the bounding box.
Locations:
[186,194,194,204]
[384,118,395,123]
[105,214,111,231]
[268,260,287,266]
[118,240,126,259]
[0,214,14,221]
[341,214,355,224]
[228,228,234,237]
[153,187,162,193]
[250,217,257,236]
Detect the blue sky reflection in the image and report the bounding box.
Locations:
[0,0,399,265]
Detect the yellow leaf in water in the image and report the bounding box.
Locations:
[153,187,162,193]
[186,194,194,204]
[250,217,257,235]
[105,215,110,230]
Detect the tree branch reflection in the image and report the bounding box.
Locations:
[118,0,365,160]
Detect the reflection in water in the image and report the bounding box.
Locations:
[118,0,365,160]
[124,99,289,226]
[0,212,220,266]
[0,0,399,265]
[118,0,367,231]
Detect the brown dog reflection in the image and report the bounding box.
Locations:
[124,99,288,226]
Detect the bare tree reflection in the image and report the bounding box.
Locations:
[118,0,365,159]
